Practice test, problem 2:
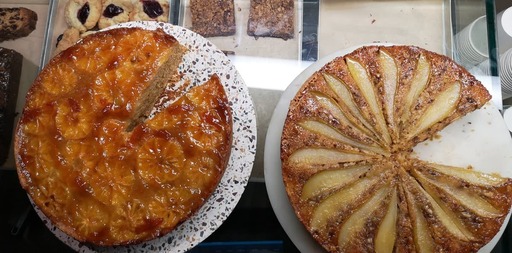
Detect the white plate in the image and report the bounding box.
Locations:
[31,21,257,253]
[264,45,512,253]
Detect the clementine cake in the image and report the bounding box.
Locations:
[281,45,512,253]
[15,27,233,246]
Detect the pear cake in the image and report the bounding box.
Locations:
[15,27,233,246]
[281,45,512,253]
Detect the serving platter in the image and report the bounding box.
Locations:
[30,21,257,252]
[264,44,512,253]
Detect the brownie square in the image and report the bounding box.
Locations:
[190,0,236,37]
[247,0,294,40]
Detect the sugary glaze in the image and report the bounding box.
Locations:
[281,45,512,253]
[15,27,232,246]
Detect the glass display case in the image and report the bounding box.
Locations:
[1,0,511,252]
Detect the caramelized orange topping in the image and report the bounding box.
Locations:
[15,28,232,246]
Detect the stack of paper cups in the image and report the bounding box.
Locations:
[497,7,512,54]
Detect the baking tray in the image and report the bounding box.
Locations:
[0,0,50,169]
[177,0,304,61]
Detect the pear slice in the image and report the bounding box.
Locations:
[406,81,461,139]
[338,186,390,250]
[428,163,508,186]
[413,169,477,240]
[405,188,435,253]
[322,73,378,139]
[414,168,501,219]
[407,172,470,241]
[301,164,371,200]
[346,57,391,146]
[311,176,380,232]
[288,148,368,168]
[311,91,383,147]
[299,120,388,155]
[375,187,398,253]
[401,53,430,125]
[378,50,399,139]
